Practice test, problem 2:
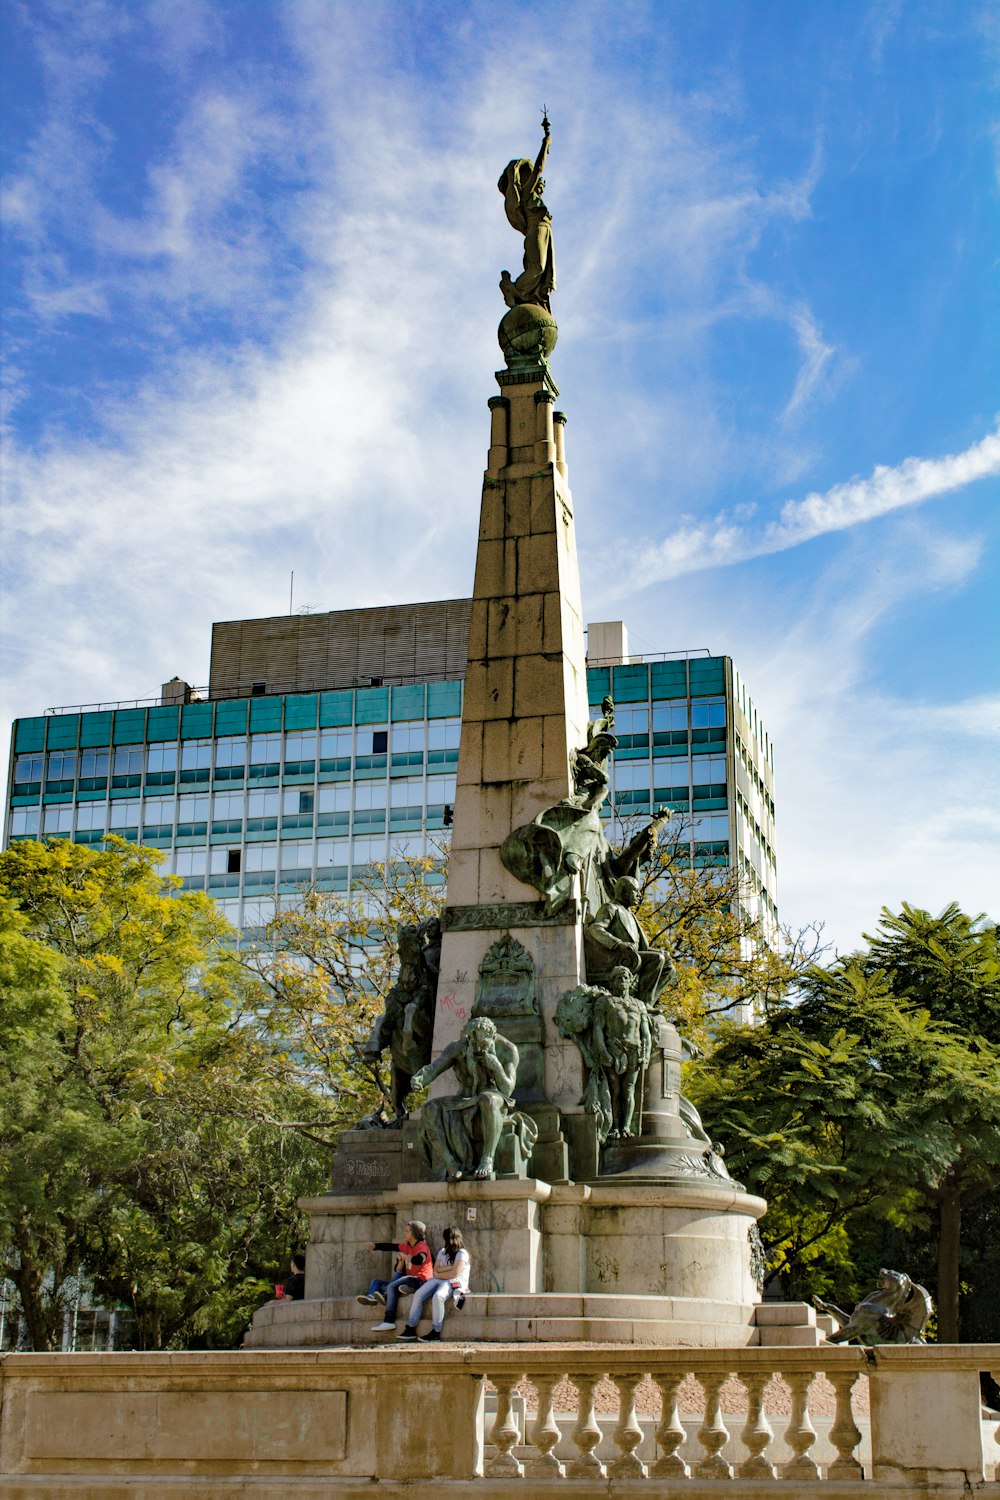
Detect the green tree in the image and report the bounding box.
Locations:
[688,904,1000,1341]
[0,839,330,1349]
[240,852,446,1123]
[627,811,824,1041]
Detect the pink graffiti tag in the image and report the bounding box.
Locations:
[438,991,468,1023]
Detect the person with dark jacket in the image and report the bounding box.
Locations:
[282,1253,306,1301]
[358,1221,432,1331]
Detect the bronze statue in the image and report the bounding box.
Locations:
[361,917,440,1126]
[556,967,653,1143]
[413,1016,537,1181]
[585,875,670,1012]
[500,696,672,921]
[813,1269,932,1346]
[498,111,555,312]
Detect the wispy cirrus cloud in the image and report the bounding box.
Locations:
[619,421,1000,592]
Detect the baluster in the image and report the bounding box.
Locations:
[608,1371,647,1477]
[695,1370,733,1479]
[737,1371,776,1479]
[826,1369,863,1479]
[566,1371,606,1477]
[782,1370,821,1480]
[485,1374,524,1478]
[650,1370,690,1478]
[524,1373,565,1478]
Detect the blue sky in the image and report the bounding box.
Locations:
[2,0,997,951]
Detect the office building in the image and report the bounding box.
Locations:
[4,601,777,933]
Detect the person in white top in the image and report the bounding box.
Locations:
[397,1227,470,1342]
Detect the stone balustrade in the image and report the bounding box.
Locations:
[0,1343,997,1497]
[478,1344,999,1489]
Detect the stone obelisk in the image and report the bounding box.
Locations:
[428,123,589,1177]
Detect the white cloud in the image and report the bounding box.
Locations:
[615,423,1000,596]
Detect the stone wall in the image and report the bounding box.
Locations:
[208,598,473,699]
[2,1344,996,1497]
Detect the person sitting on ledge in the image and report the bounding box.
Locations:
[361,1221,433,1331]
[398,1226,471,1343]
[282,1253,306,1301]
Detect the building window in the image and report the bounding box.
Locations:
[391,724,424,753]
[146,745,177,774]
[652,703,688,733]
[108,800,143,834]
[10,808,40,836]
[282,790,314,815]
[43,805,74,835]
[614,707,649,745]
[316,838,350,867]
[351,835,385,865]
[215,736,246,769]
[113,746,144,777]
[691,699,726,729]
[357,727,388,756]
[244,844,276,873]
[173,849,207,877]
[75,803,107,832]
[227,849,242,874]
[284,731,316,760]
[390,833,427,859]
[14,754,44,783]
[249,734,281,775]
[612,761,651,791]
[46,752,78,782]
[427,719,460,764]
[319,729,353,763]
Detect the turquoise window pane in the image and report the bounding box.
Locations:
[585,666,611,701]
[427,681,462,718]
[80,711,113,748]
[284,694,318,731]
[355,687,389,724]
[45,715,80,750]
[215,700,249,735]
[319,690,354,727]
[611,664,649,703]
[180,702,214,739]
[650,661,689,699]
[391,684,425,721]
[113,708,147,745]
[248,697,283,732]
[13,718,46,753]
[146,705,180,742]
[689,659,726,694]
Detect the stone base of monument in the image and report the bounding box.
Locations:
[244,1175,772,1349]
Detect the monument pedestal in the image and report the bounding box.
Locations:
[245,1175,767,1348]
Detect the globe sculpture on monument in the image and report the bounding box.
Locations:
[247,116,768,1348]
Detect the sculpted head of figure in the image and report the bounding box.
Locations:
[608,965,635,998]
[614,876,642,909]
[466,1016,497,1054]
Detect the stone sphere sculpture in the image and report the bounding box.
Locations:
[498,303,558,369]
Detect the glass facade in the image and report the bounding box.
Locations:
[4,658,777,931]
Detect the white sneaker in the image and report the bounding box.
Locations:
[371,1321,396,1333]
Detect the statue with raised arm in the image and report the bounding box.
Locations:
[498,112,555,312]
[413,1016,537,1181]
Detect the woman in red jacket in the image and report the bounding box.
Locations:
[357,1221,432,1330]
